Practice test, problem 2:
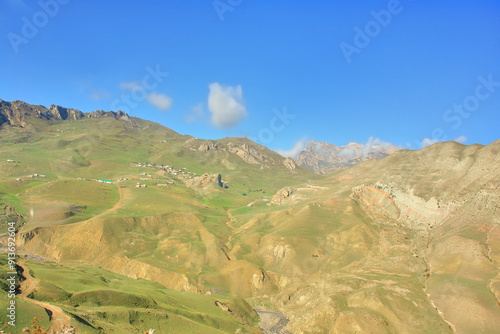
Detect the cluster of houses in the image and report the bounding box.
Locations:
[135,180,175,189]
[77,177,112,184]
[10,173,46,183]
[154,181,175,187]
[131,162,197,178]
[73,161,199,189]
[27,173,45,178]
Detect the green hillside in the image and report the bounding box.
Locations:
[1,100,499,333]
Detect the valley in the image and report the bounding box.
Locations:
[0,100,499,333]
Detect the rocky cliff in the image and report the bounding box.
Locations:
[186,136,303,174]
[0,99,133,128]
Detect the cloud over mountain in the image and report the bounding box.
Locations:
[295,137,400,174]
[208,83,247,128]
[421,135,467,148]
[275,138,307,158]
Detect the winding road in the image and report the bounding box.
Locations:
[18,261,73,333]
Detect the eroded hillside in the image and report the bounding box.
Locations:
[1,100,499,333]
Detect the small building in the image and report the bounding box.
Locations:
[98,179,112,184]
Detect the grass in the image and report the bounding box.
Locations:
[0,256,50,333]
[16,180,119,227]
[0,255,259,333]
[2,111,489,333]
[0,193,27,217]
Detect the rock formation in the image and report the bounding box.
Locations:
[271,187,296,205]
[198,141,221,152]
[283,157,297,173]
[185,173,227,190]
[0,99,133,127]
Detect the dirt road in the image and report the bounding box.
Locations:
[92,184,124,219]
[18,261,73,333]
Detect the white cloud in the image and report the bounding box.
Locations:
[421,138,439,148]
[421,135,467,148]
[146,92,172,111]
[208,83,247,128]
[119,81,172,111]
[185,103,204,123]
[338,137,399,158]
[119,81,142,91]
[275,138,307,158]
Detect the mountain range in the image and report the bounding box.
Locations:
[0,99,400,176]
[0,99,499,334]
[295,139,400,174]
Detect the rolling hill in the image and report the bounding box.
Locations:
[1,99,499,333]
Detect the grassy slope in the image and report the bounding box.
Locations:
[0,255,259,334]
[2,113,496,333]
[0,257,51,333]
[0,115,309,332]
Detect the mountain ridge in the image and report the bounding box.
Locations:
[1,99,401,175]
[0,98,310,179]
[295,138,401,174]
[0,99,133,128]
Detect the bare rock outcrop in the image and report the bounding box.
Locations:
[185,173,228,189]
[271,187,296,205]
[198,141,221,152]
[283,157,297,173]
[350,183,456,230]
[87,109,131,122]
[0,99,133,127]
[227,143,271,165]
[48,105,84,120]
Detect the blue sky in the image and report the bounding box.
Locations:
[1,0,499,156]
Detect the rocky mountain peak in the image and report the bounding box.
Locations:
[296,138,400,174]
[0,99,133,128]
[48,104,84,120]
